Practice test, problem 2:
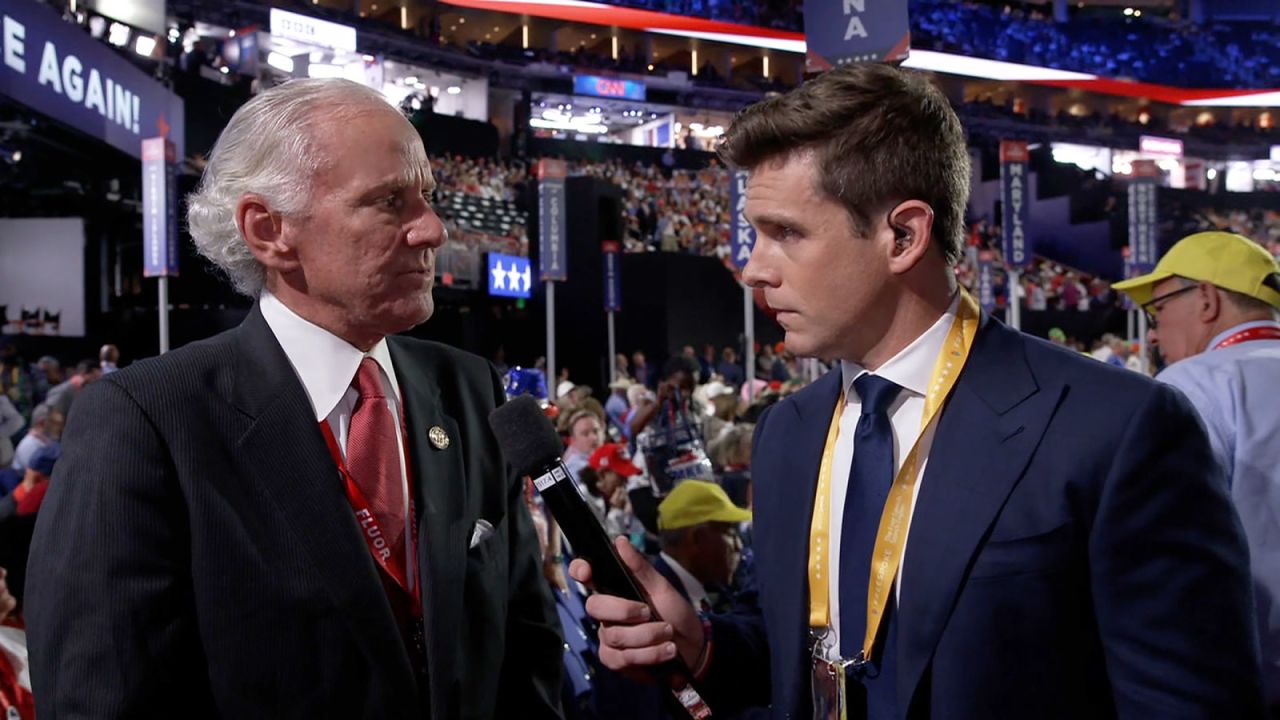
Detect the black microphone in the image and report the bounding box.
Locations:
[488,396,713,720]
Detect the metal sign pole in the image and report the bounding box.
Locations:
[143,137,178,353]
[607,311,617,385]
[546,281,556,396]
[536,158,566,397]
[158,276,170,353]
[744,285,755,402]
[1008,269,1022,331]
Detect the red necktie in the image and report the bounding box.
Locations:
[347,357,405,557]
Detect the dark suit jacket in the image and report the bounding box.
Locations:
[702,317,1264,719]
[653,554,693,606]
[25,305,563,719]
[645,556,768,720]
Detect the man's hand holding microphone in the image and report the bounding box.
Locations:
[569,537,705,677]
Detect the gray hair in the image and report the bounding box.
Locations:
[187,79,397,296]
[1223,286,1280,318]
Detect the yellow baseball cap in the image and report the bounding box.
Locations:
[657,480,752,531]
[1113,231,1280,309]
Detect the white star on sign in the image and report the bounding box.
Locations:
[519,265,531,292]
[491,260,507,290]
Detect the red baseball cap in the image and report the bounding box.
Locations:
[588,443,641,477]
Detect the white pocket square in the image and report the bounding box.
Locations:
[469,519,495,549]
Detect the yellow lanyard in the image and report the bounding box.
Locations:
[807,289,980,663]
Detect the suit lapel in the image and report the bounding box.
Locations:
[762,369,842,713]
[895,319,1066,711]
[230,305,418,700]
[772,369,844,605]
[386,338,467,709]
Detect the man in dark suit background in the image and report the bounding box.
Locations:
[571,63,1263,718]
[25,78,562,719]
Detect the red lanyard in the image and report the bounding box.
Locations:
[1213,324,1280,350]
[319,417,420,607]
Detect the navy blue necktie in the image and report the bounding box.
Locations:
[838,373,903,659]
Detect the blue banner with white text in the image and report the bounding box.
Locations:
[804,0,910,72]
[141,137,179,277]
[0,0,185,160]
[978,251,996,313]
[1000,141,1032,269]
[537,159,567,282]
[603,241,621,312]
[729,169,755,270]
[1128,179,1159,274]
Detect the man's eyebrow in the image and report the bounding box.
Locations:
[362,169,434,199]
[357,178,405,201]
[406,163,435,192]
[749,212,802,229]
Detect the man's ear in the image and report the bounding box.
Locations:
[236,194,300,274]
[885,200,936,276]
[1197,282,1223,324]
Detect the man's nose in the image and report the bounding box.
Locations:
[408,202,447,248]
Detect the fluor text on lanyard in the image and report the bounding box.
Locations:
[320,419,421,608]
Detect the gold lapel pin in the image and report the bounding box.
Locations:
[428,426,450,450]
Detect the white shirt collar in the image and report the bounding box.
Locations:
[1205,319,1280,354]
[840,292,961,399]
[259,291,402,422]
[659,552,710,610]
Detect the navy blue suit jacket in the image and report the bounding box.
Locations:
[701,316,1263,719]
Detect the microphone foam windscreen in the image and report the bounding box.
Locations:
[487,396,564,477]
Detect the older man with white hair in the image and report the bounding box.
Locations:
[26,79,563,719]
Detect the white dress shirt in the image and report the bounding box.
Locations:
[820,293,959,660]
[1155,319,1280,703]
[259,291,416,592]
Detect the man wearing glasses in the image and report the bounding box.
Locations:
[653,480,752,615]
[1115,230,1280,714]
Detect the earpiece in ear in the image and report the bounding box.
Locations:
[891,222,911,252]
